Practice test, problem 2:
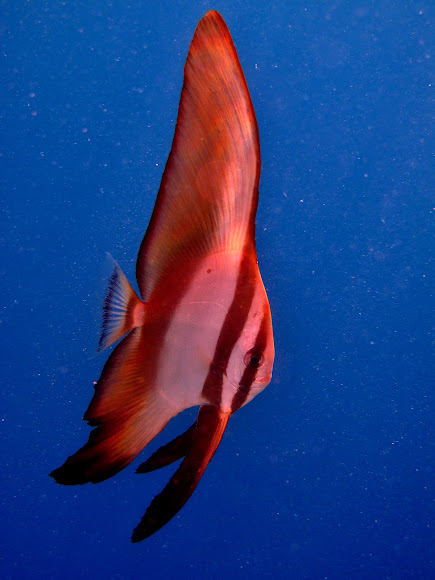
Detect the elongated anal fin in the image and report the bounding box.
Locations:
[136,421,196,474]
[131,406,229,542]
[50,327,180,485]
[98,258,145,351]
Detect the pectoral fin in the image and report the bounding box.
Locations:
[131,406,229,542]
[98,258,145,352]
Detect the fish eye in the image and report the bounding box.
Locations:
[244,350,264,368]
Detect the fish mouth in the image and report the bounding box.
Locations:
[223,366,271,395]
[224,370,271,391]
[256,373,272,385]
[241,374,271,391]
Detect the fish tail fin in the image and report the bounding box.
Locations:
[98,255,145,351]
[131,406,229,542]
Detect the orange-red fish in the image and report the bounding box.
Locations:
[51,10,274,542]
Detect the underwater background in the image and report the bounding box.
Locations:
[1,1,433,578]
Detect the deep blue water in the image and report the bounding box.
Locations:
[1,1,433,578]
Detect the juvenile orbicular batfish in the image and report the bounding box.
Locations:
[51,10,274,542]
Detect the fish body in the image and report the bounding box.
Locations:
[51,10,274,542]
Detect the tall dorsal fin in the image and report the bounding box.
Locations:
[136,10,260,300]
